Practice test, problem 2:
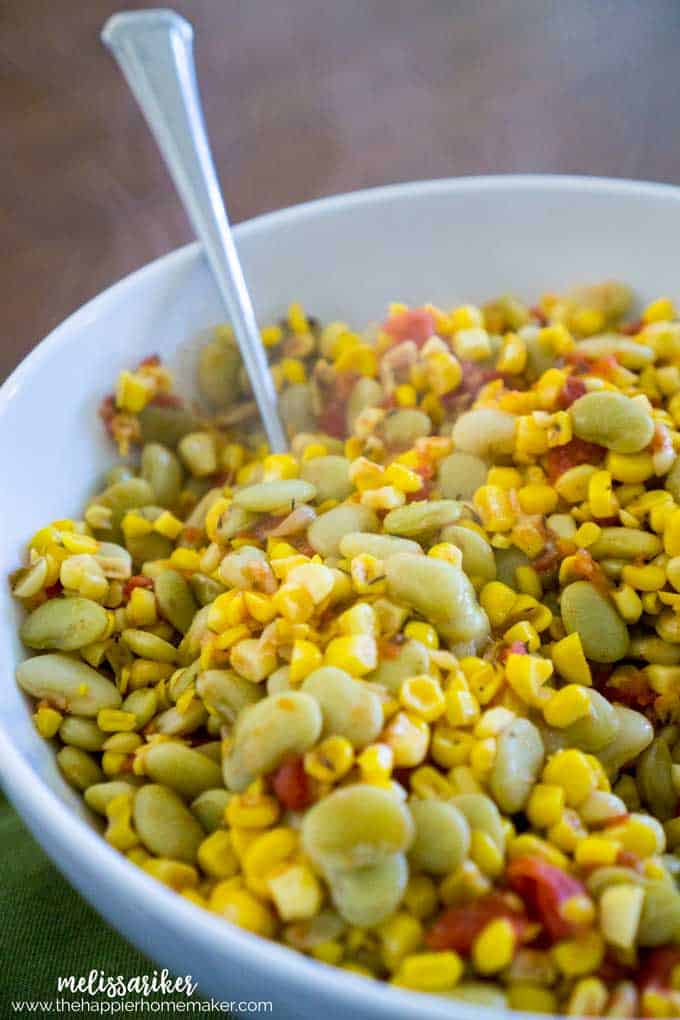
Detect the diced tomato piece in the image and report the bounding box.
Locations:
[138,354,161,368]
[150,392,184,409]
[426,892,528,954]
[530,306,548,327]
[378,637,405,660]
[271,756,313,811]
[122,575,154,601]
[639,946,680,992]
[532,540,562,574]
[557,376,587,409]
[383,308,435,348]
[620,319,643,336]
[545,438,605,483]
[600,668,655,710]
[590,354,618,379]
[506,855,589,942]
[44,581,63,600]
[317,399,347,439]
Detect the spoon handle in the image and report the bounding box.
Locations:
[102,9,287,453]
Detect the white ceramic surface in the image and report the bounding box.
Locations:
[2,176,680,1020]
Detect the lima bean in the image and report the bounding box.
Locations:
[218,546,267,590]
[141,443,183,507]
[85,780,142,815]
[120,688,158,730]
[57,746,103,790]
[223,691,322,791]
[58,716,107,751]
[451,793,505,851]
[133,784,205,862]
[346,377,383,432]
[382,409,431,448]
[383,500,462,537]
[561,688,619,751]
[302,667,383,748]
[138,404,199,447]
[488,717,544,813]
[308,504,379,558]
[154,701,208,737]
[196,669,262,723]
[17,654,121,716]
[409,799,470,874]
[437,452,489,501]
[560,581,629,663]
[279,383,316,434]
[338,532,422,560]
[234,479,316,513]
[197,335,241,408]
[385,554,489,647]
[144,742,223,799]
[154,569,198,634]
[636,737,678,820]
[327,853,408,927]
[191,789,231,832]
[368,639,430,695]
[441,525,496,584]
[589,527,662,561]
[637,875,680,946]
[21,597,109,651]
[301,456,352,503]
[301,784,414,871]
[595,706,654,775]
[452,408,517,459]
[571,391,655,453]
[574,335,655,369]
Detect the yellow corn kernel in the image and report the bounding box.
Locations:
[664,509,680,556]
[393,951,463,992]
[336,602,377,637]
[485,467,520,491]
[643,297,676,323]
[126,586,157,627]
[453,326,491,362]
[410,765,453,800]
[503,620,540,652]
[121,512,153,540]
[402,620,439,650]
[152,510,184,540]
[606,450,655,484]
[543,749,599,806]
[311,940,344,965]
[379,912,424,972]
[463,659,504,706]
[621,563,666,592]
[574,520,601,548]
[210,883,275,936]
[431,725,473,768]
[496,333,527,375]
[287,563,336,604]
[508,986,557,1014]
[552,929,604,977]
[472,918,516,975]
[260,324,282,347]
[324,634,377,676]
[143,858,198,892]
[61,532,99,555]
[508,833,569,869]
[611,584,644,624]
[268,862,323,922]
[526,783,565,830]
[605,813,666,858]
[197,830,239,880]
[445,686,480,727]
[288,639,323,684]
[518,483,558,516]
[450,304,483,331]
[505,653,553,705]
[115,369,155,413]
[357,743,394,783]
[349,552,388,594]
[242,592,277,625]
[97,708,137,733]
[546,807,588,853]
[480,581,517,629]
[543,684,592,728]
[169,547,201,573]
[382,711,430,767]
[383,462,423,495]
[470,829,504,879]
[469,738,497,781]
[240,826,299,897]
[599,883,645,949]
[550,632,592,686]
[104,792,139,852]
[34,705,63,738]
[360,485,405,511]
[425,350,462,396]
[574,836,621,868]
[403,875,438,920]
[474,485,517,532]
[588,469,618,519]
[261,453,299,481]
[392,382,417,409]
[400,674,446,722]
[226,790,280,829]
[555,464,598,504]
[304,736,354,783]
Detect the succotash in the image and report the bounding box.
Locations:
[15,283,680,1016]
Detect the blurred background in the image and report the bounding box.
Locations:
[4,0,680,382]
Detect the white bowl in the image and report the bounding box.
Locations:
[2,175,680,1019]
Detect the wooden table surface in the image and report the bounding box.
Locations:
[4,0,680,382]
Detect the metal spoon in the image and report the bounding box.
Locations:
[102,9,287,453]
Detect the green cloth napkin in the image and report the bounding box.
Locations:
[0,791,204,1015]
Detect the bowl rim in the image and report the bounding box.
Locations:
[2,173,680,1019]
